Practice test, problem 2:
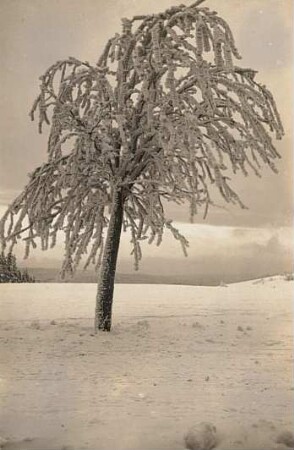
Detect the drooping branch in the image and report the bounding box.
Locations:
[190,0,207,8]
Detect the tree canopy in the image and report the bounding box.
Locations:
[0,0,284,277]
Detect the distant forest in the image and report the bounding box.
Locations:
[0,253,35,283]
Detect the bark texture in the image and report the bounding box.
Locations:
[95,190,124,331]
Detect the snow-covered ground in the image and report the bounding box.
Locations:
[0,278,293,450]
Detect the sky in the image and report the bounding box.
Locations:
[0,0,293,275]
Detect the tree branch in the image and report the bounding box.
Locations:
[190,0,207,8]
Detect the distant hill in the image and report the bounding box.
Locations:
[28,267,283,286]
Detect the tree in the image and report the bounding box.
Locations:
[21,268,35,283]
[0,253,8,283]
[0,0,284,330]
[0,252,35,283]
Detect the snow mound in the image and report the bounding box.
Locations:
[0,437,9,449]
[276,430,294,448]
[252,273,294,285]
[184,422,219,450]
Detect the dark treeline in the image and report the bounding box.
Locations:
[0,252,35,283]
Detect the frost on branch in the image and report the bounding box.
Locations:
[0,1,284,275]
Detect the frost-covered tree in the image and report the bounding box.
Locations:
[0,0,284,330]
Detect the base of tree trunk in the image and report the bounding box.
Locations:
[95,310,112,332]
[98,323,111,332]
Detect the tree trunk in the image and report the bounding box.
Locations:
[95,190,124,332]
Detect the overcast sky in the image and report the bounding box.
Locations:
[0,0,293,274]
